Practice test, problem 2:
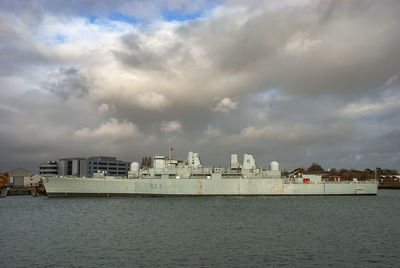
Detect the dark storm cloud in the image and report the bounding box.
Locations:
[113,30,195,73]
[175,0,400,98]
[115,33,168,71]
[42,68,90,99]
[0,12,48,75]
[366,130,400,155]
[0,0,399,173]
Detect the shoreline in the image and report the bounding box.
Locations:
[378,183,400,189]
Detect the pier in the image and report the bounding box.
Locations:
[5,185,46,196]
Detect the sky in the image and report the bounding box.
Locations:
[0,0,399,173]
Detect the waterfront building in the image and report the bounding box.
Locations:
[58,157,85,177]
[39,161,59,177]
[9,168,30,187]
[58,156,130,177]
[26,175,41,187]
[379,175,400,182]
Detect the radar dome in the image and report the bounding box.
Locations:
[270,161,279,171]
[130,162,139,172]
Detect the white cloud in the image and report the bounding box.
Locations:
[240,125,304,140]
[339,103,385,118]
[284,32,321,55]
[0,104,20,113]
[385,73,399,87]
[212,97,238,113]
[227,121,354,146]
[135,92,169,111]
[160,120,183,133]
[341,153,364,162]
[97,102,116,115]
[196,125,222,144]
[338,96,400,118]
[97,103,110,114]
[74,118,140,140]
[204,125,222,136]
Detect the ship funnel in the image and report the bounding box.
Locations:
[188,152,202,168]
[230,154,239,169]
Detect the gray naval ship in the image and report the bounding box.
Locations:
[42,152,378,197]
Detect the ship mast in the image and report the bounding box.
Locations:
[169,146,174,160]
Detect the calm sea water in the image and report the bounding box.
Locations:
[1,190,399,268]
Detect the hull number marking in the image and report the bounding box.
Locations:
[150,183,162,190]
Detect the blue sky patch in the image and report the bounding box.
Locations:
[54,34,66,44]
[108,12,141,24]
[162,10,203,22]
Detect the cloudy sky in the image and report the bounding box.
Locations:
[0,0,399,173]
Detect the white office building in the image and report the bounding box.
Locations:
[58,156,131,177]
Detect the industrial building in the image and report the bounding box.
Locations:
[58,156,130,177]
[9,168,30,187]
[39,161,59,177]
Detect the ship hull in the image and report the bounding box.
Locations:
[42,177,378,197]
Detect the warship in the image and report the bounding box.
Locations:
[42,151,378,197]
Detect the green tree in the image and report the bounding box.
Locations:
[281,169,289,176]
[328,168,338,176]
[307,163,324,174]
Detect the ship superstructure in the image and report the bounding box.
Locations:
[42,152,378,197]
[129,153,282,180]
